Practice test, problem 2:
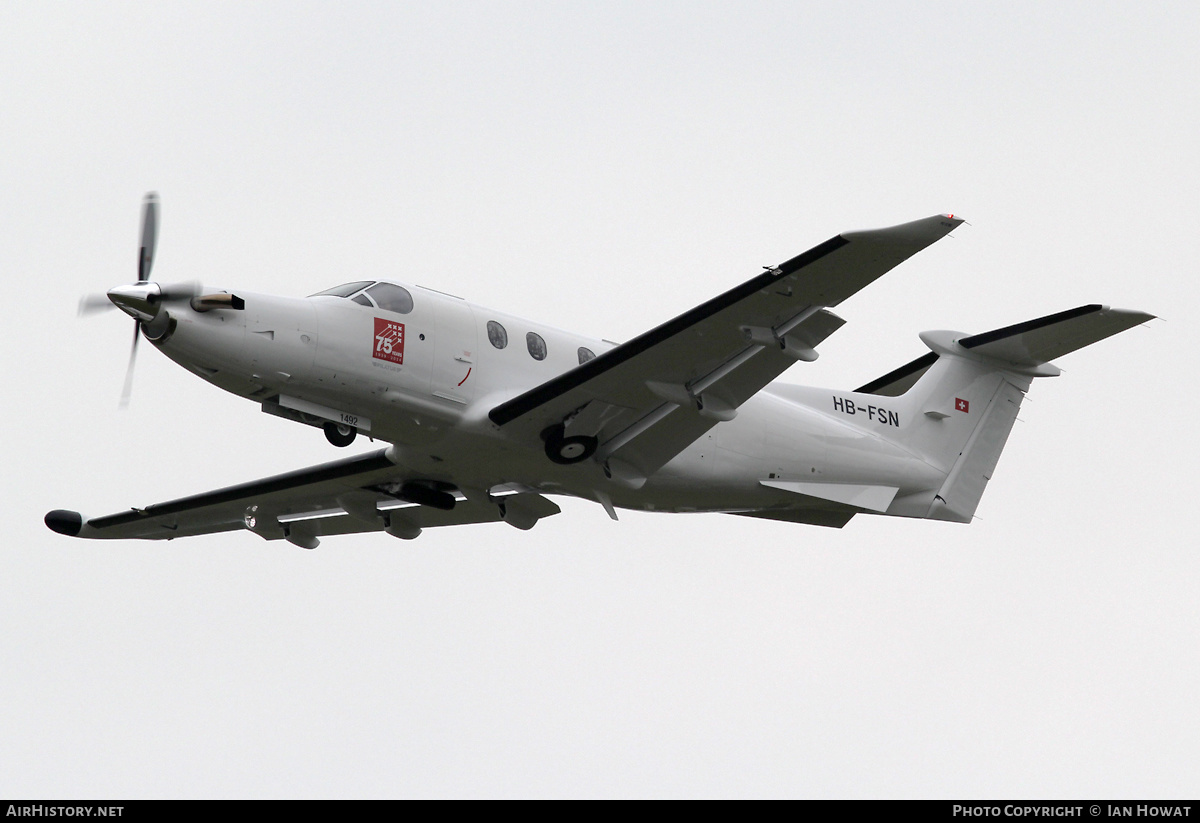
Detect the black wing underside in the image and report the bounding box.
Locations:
[46,448,560,542]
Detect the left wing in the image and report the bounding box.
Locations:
[489,214,963,484]
[45,448,560,544]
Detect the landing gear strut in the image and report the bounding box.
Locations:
[324,421,356,447]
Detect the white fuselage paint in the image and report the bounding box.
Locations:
[152,283,946,516]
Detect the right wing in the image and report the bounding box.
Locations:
[45,448,560,543]
[490,214,963,482]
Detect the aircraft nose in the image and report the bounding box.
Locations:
[107,283,161,321]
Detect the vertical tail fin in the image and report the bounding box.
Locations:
[898,358,1026,523]
[856,305,1154,523]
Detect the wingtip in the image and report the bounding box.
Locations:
[1102,306,1157,324]
[842,213,965,246]
[45,509,84,537]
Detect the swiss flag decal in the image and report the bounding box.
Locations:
[955,397,970,413]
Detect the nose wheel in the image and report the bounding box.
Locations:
[324,421,357,448]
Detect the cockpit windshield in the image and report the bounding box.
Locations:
[310,281,373,298]
[308,280,415,315]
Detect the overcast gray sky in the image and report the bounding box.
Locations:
[3,1,1198,798]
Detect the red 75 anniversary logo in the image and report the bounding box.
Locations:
[374,317,405,364]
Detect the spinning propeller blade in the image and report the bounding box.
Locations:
[77,294,116,316]
[120,321,140,409]
[121,192,160,405]
[138,192,158,282]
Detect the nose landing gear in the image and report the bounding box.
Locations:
[323,421,357,448]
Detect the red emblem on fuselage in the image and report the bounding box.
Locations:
[374,317,405,364]
[955,397,969,413]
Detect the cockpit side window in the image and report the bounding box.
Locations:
[310,281,374,298]
[351,294,372,307]
[366,283,414,314]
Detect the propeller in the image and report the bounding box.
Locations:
[138,192,158,283]
[78,193,214,406]
[77,293,117,316]
[119,193,159,407]
[76,194,197,406]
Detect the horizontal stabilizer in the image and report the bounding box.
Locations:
[731,508,855,529]
[855,351,938,396]
[761,479,899,513]
[857,305,1154,396]
[959,304,1154,367]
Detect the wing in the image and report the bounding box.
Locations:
[45,448,560,544]
[490,214,964,484]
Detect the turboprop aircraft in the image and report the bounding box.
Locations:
[45,194,1153,547]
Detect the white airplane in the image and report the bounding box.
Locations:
[46,195,1153,547]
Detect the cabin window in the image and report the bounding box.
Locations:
[577,347,595,364]
[526,332,547,361]
[366,282,414,314]
[487,321,508,349]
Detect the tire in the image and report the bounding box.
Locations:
[543,424,597,464]
[323,421,357,447]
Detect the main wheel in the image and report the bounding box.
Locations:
[324,421,357,447]
[543,424,597,465]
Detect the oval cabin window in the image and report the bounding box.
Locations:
[487,320,508,349]
[526,332,547,361]
[577,347,596,364]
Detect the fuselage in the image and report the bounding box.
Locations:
[149,280,944,516]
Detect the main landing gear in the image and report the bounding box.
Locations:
[324,421,357,447]
[542,423,597,465]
